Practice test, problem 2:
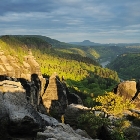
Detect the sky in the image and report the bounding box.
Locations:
[0,0,140,43]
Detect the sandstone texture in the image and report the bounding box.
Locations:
[0,48,87,139]
[64,104,91,127]
[114,80,140,108]
[0,80,46,139]
[37,123,93,140]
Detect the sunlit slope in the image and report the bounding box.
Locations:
[0,35,120,96]
[107,53,140,80]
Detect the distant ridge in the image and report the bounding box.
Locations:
[69,40,140,47]
[69,40,100,46]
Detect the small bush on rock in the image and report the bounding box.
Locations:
[77,112,111,139]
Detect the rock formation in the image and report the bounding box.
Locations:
[0,47,43,80]
[41,72,83,119]
[113,80,140,108]
[0,48,83,116]
[37,123,93,140]
[23,49,42,80]
[0,80,46,139]
[64,104,91,127]
[65,86,83,105]
[0,48,15,77]
[7,55,21,78]
[0,48,88,139]
[42,72,68,119]
[0,79,92,140]
[0,48,46,103]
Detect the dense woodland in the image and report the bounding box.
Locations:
[1,35,140,102]
[107,53,140,80]
[0,35,120,103]
[1,35,140,140]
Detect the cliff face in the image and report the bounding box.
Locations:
[0,80,46,139]
[0,48,82,115]
[0,48,91,140]
[0,48,42,80]
[113,80,140,108]
[0,48,46,106]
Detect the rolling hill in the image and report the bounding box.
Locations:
[107,53,140,80]
[0,35,120,102]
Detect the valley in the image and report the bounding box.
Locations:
[1,35,140,140]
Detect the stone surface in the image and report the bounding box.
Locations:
[0,80,25,93]
[0,48,43,81]
[0,48,92,139]
[36,123,93,140]
[64,104,91,127]
[63,82,83,105]
[39,113,59,126]
[42,73,58,102]
[0,49,14,77]
[113,80,140,108]
[42,73,68,117]
[0,80,46,139]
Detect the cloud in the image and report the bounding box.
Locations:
[0,0,140,43]
[0,0,55,15]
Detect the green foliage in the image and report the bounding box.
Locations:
[84,96,96,108]
[123,127,138,140]
[127,112,140,127]
[111,118,130,140]
[77,112,134,140]
[0,35,120,102]
[77,112,110,138]
[95,92,135,117]
[107,53,140,80]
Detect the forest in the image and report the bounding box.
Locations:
[1,35,140,139]
[0,35,120,103]
[107,53,140,80]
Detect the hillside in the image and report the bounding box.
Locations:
[9,35,140,63]
[1,35,140,140]
[0,35,120,103]
[107,53,140,80]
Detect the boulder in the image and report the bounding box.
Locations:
[67,92,83,105]
[113,80,140,108]
[42,73,83,119]
[64,104,91,127]
[0,80,46,139]
[36,123,93,140]
[39,113,59,126]
[42,73,68,118]
[63,82,83,105]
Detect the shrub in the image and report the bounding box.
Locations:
[95,92,135,117]
[77,112,110,138]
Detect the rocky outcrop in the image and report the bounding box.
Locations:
[0,47,45,88]
[0,48,88,139]
[34,113,93,140]
[42,73,68,119]
[0,48,83,117]
[41,73,83,119]
[114,81,136,99]
[0,80,46,139]
[36,123,93,140]
[64,104,91,127]
[0,49,14,77]
[66,90,83,105]
[23,49,42,80]
[113,80,140,108]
